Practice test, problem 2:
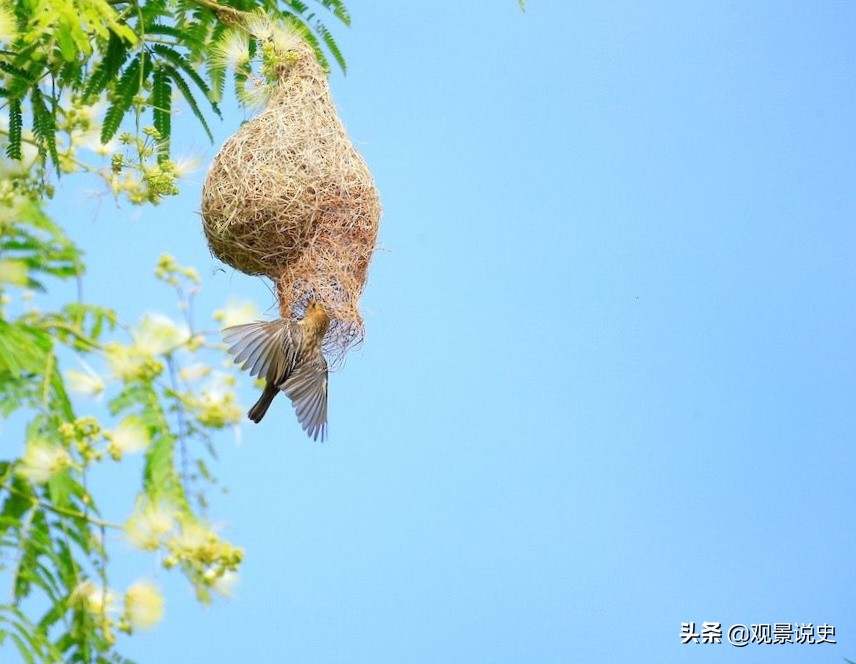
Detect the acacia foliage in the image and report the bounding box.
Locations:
[0,0,350,173]
[0,1,349,661]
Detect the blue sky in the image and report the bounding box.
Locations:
[24,2,856,663]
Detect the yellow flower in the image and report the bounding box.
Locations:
[124,581,165,630]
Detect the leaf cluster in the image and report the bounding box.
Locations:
[0,0,350,175]
[0,1,354,660]
[0,201,245,662]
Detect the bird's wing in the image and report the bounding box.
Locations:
[222,321,299,380]
[280,354,328,442]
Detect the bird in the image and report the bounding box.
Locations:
[222,301,330,441]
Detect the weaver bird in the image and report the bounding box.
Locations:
[222,301,330,441]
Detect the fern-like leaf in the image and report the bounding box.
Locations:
[183,17,214,58]
[207,61,226,105]
[145,23,198,45]
[101,52,145,143]
[205,20,228,103]
[30,89,58,169]
[282,2,346,70]
[151,65,172,162]
[286,0,311,15]
[83,31,129,101]
[284,15,331,72]
[162,63,212,141]
[58,59,83,92]
[313,20,346,73]
[0,60,34,81]
[151,44,220,116]
[6,98,22,160]
[314,0,351,25]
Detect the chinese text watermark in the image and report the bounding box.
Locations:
[680,622,836,647]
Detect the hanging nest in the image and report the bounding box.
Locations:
[201,36,381,358]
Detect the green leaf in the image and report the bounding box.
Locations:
[0,372,33,416]
[151,65,172,161]
[162,63,213,141]
[314,0,351,25]
[53,538,83,587]
[14,508,50,600]
[47,357,74,420]
[144,432,185,506]
[313,21,346,74]
[83,31,130,101]
[151,44,220,115]
[0,208,83,290]
[87,0,138,45]
[9,631,37,664]
[62,303,118,345]
[24,557,63,604]
[46,471,73,510]
[6,97,22,160]
[101,52,147,144]
[0,320,52,377]
[30,88,58,169]
[205,22,228,104]
[108,383,151,416]
[285,0,311,16]
[55,24,78,62]
[145,22,202,47]
[0,475,35,540]
[0,60,34,82]
[36,592,68,632]
[283,16,330,72]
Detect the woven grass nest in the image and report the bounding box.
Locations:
[201,37,381,358]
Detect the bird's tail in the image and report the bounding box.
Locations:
[248,382,279,423]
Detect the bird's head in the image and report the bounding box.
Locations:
[304,300,330,330]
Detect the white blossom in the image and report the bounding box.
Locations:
[213,299,261,328]
[110,415,150,454]
[72,581,117,616]
[17,441,71,484]
[124,581,165,629]
[66,366,106,399]
[125,501,177,550]
[132,314,190,356]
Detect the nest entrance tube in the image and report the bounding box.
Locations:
[201,38,381,360]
